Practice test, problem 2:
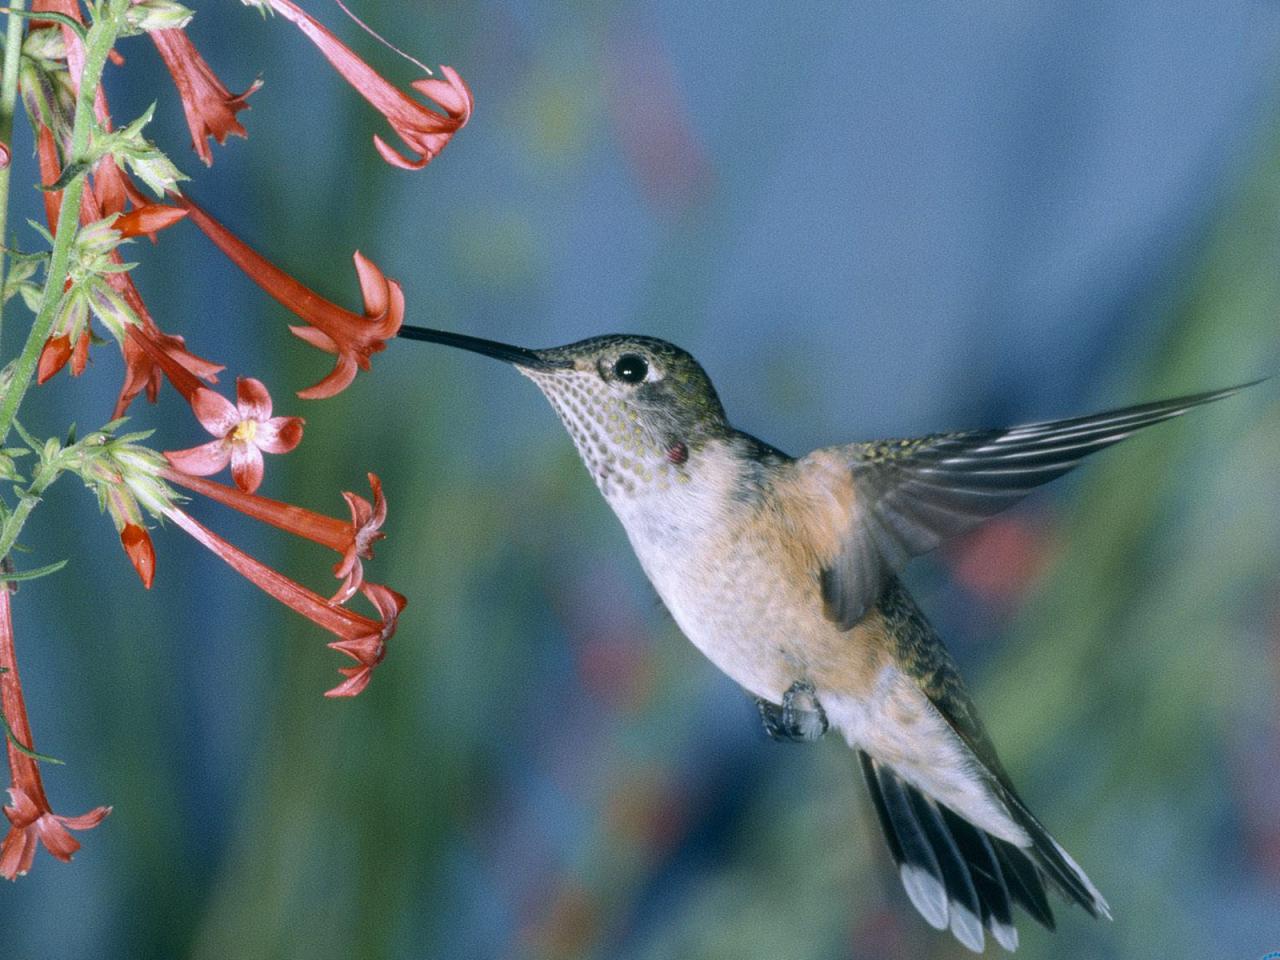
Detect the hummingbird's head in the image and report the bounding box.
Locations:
[399,326,729,496]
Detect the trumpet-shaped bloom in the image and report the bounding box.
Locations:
[164,377,304,493]
[1,787,111,879]
[260,0,472,170]
[162,506,405,696]
[176,196,404,398]
[164,470,386,602]
[1,589,110,880]
[150,28,261,166]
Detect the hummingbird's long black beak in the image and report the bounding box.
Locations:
[398,324,571,370]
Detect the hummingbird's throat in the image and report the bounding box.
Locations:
[522,368,687,501]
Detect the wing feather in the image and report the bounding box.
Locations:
[814,383,1254,628]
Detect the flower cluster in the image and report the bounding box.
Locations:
[0,0,472,878]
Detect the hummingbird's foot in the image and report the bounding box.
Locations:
[757,680,828,742]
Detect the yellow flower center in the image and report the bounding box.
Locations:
[231,419,258,443]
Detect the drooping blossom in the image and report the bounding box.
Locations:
[150,28,261,166]
[1,786,111,880]
[160,506,405,696]
[164,377,304,493]
[1,587,110,879]
[260,0,472,170]
[164,469,386,602]
[324,582,404,697]
[335,475,387,603]
[176,196,404,398]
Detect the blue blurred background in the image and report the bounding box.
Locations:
[3,1,1280,957]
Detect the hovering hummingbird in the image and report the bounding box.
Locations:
[400,323,1250,953]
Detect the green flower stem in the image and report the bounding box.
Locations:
[0,0,130,447]
[0,0,28,345]
[0,443,61,563]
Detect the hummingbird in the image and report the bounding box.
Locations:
[399,323,1250,953]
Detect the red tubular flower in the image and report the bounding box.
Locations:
[161,506,404,696]
[262,0,472,170]
[120,524,156,589]
[175,196,404,398]
[1,588,111,879]
[163,470,386,602]
[36,125,62,242]
[150,28,262,167]
[164,377,304,494]
[117,324,222,417]
[36,335,72,385]
[115,204,189,238]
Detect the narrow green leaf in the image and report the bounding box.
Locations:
[0,558,67,583]
[0,712,65,765]
[0,7,88,42]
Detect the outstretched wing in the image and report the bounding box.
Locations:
[810,383,1254,629]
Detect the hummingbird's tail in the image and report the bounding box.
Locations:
[857,751,1109,953]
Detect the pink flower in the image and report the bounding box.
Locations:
[261,0,472,170]
[161,506,405,696]
[335,475,387,603]
[1,588,110,880]
[176,196,405,398]
[1,787,111,880]
[324,583,404,697]
[163,470,387,602]
[164,377,304,493]
[150,28,261,166]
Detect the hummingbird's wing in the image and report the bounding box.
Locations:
[810,383,1252,629]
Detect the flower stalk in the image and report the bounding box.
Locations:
[0,0,464,878]
[0,0,28,345]
[0,0,132,448]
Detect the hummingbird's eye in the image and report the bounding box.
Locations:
[613,354,649,384]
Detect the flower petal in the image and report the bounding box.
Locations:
[230,442,265,494]
[4,787,39,825]
[329,558,362,605]
[190,386,241,436]
[254,416,304,455]
[235,376,273,421]
[56,806,112,831]
[296,353,360,401]
[288,324,339,355]
[0,826,36,879]
[164,440,232,476]
[33,816,80,862]
[323,664,373,698]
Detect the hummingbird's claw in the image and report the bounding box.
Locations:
[757,680,828,742]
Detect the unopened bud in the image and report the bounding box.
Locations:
[124,0,195,34]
